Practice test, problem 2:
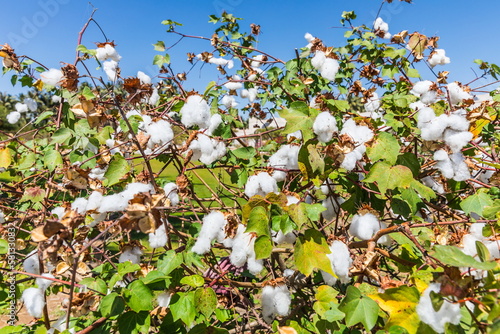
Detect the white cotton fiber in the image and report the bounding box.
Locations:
[272,230,296,245]
[273,285,291,316]
[304,32,315,43]
[261,285,276,323]
[163,182,179,206]
[144,119,174,151]
[240,87,258,102]
[96,44,121,62]
[340,147,364,171]
[40,68,64,86]
[410,100,426,111]
[24,98,38,112]
[36,273,54,291]
[221,95,238,108]
[206,114,223,136]
[22,287,45,318]
[6,111,21,124]
[251,55,266,68]
[449,152,471,181]
[311,51,339,81]
[89,166,107,181]
[443,129,472,153]
[313,111,338,142]
[99,193,128,213]
[374,17,391,39]
[428,49,450,68]
[246,252,264,275]
[71,197,88,215]
[23,250,40,275]
[261,284,291,323]
[189,134,227,165]
[434,150,455,179]
[15,102,28,113]
[340,119,374,145]
[268,144,300,181]
[244,172,278,197]
[322,196,344,221]
[323,240,352,285]
[224,75,243,91]
[119,246,143,264]
[149,223,168,249]
[229,225,262,272]
[86,191,103,212]
[146,87,160,105]
[421,176,445,194]
[137,71,151,85]
[180,95,211,129]
[362,92,382,117]
[103,60,119,81]
[417,107,436,129]
[191,211,227,255]
[349,213,381,240]
[411,80,433,96]
[157,292,172,308]
[311,51,326,69]
[209,57,234,69]
[416,283,461,333]
[447,82,472,105]
[51,207,66,219]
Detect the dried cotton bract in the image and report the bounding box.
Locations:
[416,283,461,333]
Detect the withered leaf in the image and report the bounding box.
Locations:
[31,221,65,242]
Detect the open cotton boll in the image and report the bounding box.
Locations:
[313,111,338,143]
[251,55,266,68]
[157,292,172,308]
[311,51,326,69]
[240,87,258,102]
[322,196,344,221]
[6,111,21,124]
[428,49,450,68]
[349,213,381,240]
[244,172,278,197]
[208,57,234,69]
[417,107,436,129]
[51,95,62,103]
[89,166,107,181]
[221,95,238,108]
[149,223,168,249]
[247,252,264,275]
[362,92,382,117]
[96,44,121,62]
[416,283,461,333]
[325,240,352,284]
[191,211,227,255]
[261,285,277,323]
[340,119,374,144]
[421,176,445,194]
[273,230,296,245]
[24,98,38,112]
[51,207,66,219]
[146,87,160,105]
[22,287,45,318]
[122,182,155,199]
[163,183,179,206]
[420,114,449,141]
[447,82,472,105]
[224,75,243,91]
[340,147,364,171]
[137,71,151,85]
[304,32,315,42]
[189,134,227,165]
[374,17,391,39]
[206,114,223,136]
[268,144,300,181]
[36,273,54,291]
[287,130,302,141]
[319,58,339,81]
[450,152,471,181]
[71,197,88,215]
[24,250,41,275]
[145,119,174,150]
[273,285,292,316]
[119,246,143,264]
[103,60,119,81]
[99,193,128,212]
[434,150,455,179]
[180,95,211,129]
[40,68,64,86]
[15,102,28,113]
[411,80,434,96]
[443,129,472,153]
[410,100,426,111]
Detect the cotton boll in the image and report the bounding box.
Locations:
[206,114,223,136]
[443,129,472,153]
[15,102,29,113]
[122,183,155,200]
[410,100,426,111]
[322,196,344,221]
[447,82,472,105]
[349,213,381,240]
[246,254,264,275]
[191,211,227,255]
[313,111,338,143]
[71,197,88,215]
[421,176,445,194]
[103,60,119,81]
[447,114,470,132]
[36,273,54,291]
[208,57,233,69]
[22,287,45,318]
[304,32,315,42]
[411,80,434,96]
[244,172,278,198]
[40,68,64,86]
[326,240,352,284]
[320,58,340,81]
[137,71,151,85]
[428,49,450,68]
[450,152,471,181]
[119,246,143,264]
[51,95,62,103]
[240,87,258,102]
[157,292,172,308]
[180,95,211,129]
[417,107,436,129]
[362,92,381,116]
[146,87,160,105]
[416,283,461,333]
[224,75,243,91]
[24,250,40,275]
[251,55,266,68]
[221,95,238,108]
[149,224,168,249]
[340,119,374,144]
[273,285,291,316]
[163,183,179,206]
[420,114,449,141]
[286,130,302,141]
[434,150,454,179]
[89,166,107,181]
[261,285,277,323]
[51,207,66,219]
[189,134,227,165]
[311,51,326,70]
[99,193,128,213]
[145,119,174,150]
[23,98,38,112]
[273,230,296,245]
[268,144,300,181]
[96,44,121,62]
[6,111,21,124]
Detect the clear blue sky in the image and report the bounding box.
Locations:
[1,0,499,95]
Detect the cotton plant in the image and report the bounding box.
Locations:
[22,287,45,318]
[447,82,472,105]
[361,92,383,119]
[321,239,352,285]
[416,283,461,333]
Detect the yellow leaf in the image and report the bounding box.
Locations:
[33,79,44,91]
[0,148,12,168]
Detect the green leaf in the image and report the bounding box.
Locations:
[0,239,8,255]
[364,162,414,194]
[245,206,270,237]
[298,141,325,179]
[254,235,273,260]
[79,277,108,295]
[367,132,400,165]
[170,292,196,325]
[81,86,95,100]
[370,286,421,334]
[460,191,493,217]
[195,287,217,318]
[51,128,74,145]
[153,54,170,68]
[339,285,380,330]
[0,148,11,168]
[100,292,125,317]
[123,280,154,312]
[433,245,497,270]
[324,303,346,323]
[153,41,166,52]
[406,68,420,78]
[103,153,130,186]
[232,147,256,160]
[396,152,421,177]
[44,149,63,172]
[18,151,36,170]
[76,44,97,56]
[409,179,436,201]
[180,275,205,288]
[35,110,54,124]
[278,101,319,142]
[118,311,151,334]
[429,290,444,312]
[157,250,183,275]
[294,229,334,277]
[313,285,340,318]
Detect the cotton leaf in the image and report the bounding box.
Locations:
[294,229,335,277]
